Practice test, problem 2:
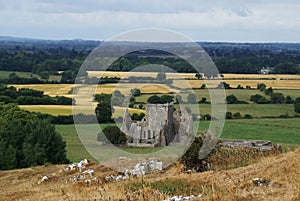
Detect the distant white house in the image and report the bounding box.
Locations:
[260,67,272,74]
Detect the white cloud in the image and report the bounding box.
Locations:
[0,0,299,41]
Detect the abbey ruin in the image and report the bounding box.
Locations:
[120,102,193,147]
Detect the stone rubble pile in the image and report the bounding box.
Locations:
[105,159,163,182]
[37,175,49,184]
[38,159,163,185]
[62,159,99,185]
[163,194,202,201]
[252,178,271,186]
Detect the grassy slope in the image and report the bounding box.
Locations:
[0,147,299,200]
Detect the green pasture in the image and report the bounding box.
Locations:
[0,70,61,81]
[56,118,300,162]
[136,89,300,103]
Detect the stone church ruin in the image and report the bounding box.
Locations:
[120,102,193,147]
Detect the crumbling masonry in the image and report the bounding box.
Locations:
[121,102,193,147]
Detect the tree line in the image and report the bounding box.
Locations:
[0,44,299,85]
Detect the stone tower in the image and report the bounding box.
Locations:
[120,108,132,132]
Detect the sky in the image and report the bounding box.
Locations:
[0,0,299,42]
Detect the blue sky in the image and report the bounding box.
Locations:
[0,0,299,42]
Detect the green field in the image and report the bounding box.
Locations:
[0,70,61,81]
[0,70,39,79]
[136,89,300,103]
[56,118,300,162]
[195,103,296,117]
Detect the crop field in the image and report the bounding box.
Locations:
[20,105,73,116]
[172,79,300,89]
[23,83,176,96]
[11,84,78,97]
[56,118,300,162]
[20,105,145,117]
[94,83,178,94]
[224,73,300,79]
[186,103,296,117]
[0,71,61,81]
[87,71,197,79]
[136,89,300,103]
[0,71,39,79]
[88,71,300,80]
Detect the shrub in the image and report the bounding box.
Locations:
[244,114,253,119]
[271,93,285,104]
[286,95,294,104]
[147,95,161,104]
[226,95,238,104]
[233,112,242,119]
[98,126,127,144]
[294,97,300,113]
[257,83,266,91]
[226,112,233,119]
[250,94,269,104]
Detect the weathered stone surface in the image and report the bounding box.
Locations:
[121,102,193,147]
[218,139,277,150]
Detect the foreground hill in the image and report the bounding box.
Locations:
[0,148,299,201]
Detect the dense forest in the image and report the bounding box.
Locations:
[0,103,68,170]
[0,38,299,83]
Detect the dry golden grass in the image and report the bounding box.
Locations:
[11,84,80,97]
[87,71,196,79]
[19,105,144,117]
[95,83,178,94]
[20,105,73,116]
[0,148,299,201]
[224,73,300,79]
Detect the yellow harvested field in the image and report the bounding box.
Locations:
[224,73,300,79]
[20,105,144,117]
[87,71,196,79]
[95,83,178,94]
[11,84,80,96]
[10,74,300,97]
[113,106,145,118]
[20,105,73,116]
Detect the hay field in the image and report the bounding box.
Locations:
[87,71,196,79]
[113,106,145,118]
[20,105,73,116]
[224,73,300,79]
[20,105,144,117]
[95,83,178,94]
[11,83,176,97]
[11,84,78,97]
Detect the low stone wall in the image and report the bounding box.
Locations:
[218,139,277,150]
[127,143,155,148]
